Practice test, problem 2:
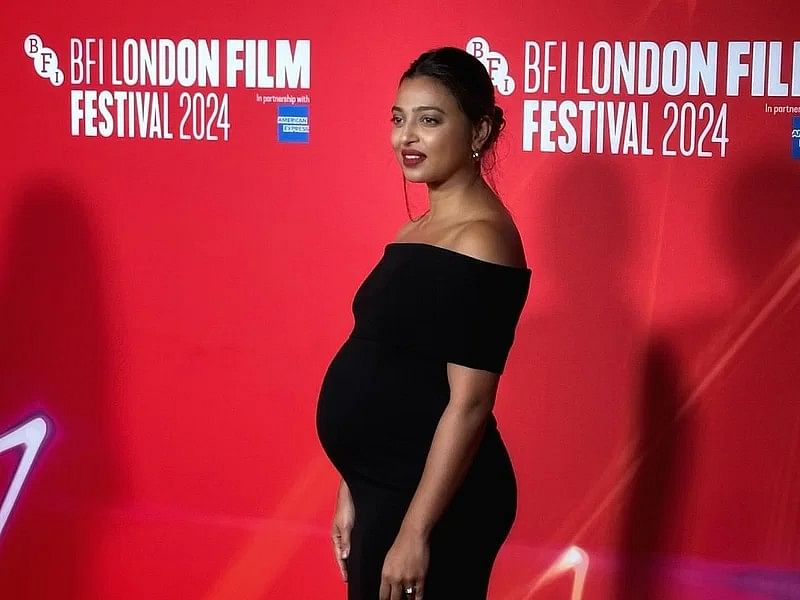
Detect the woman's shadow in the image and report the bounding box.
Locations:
[616,155,800,598]
[0,178,123,598]
[615,331,691,599]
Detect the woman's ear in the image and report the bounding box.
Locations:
[472,116,492,152]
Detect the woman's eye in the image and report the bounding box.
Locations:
[390,115,437,125]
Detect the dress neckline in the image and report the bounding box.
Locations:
[386,242,532,274]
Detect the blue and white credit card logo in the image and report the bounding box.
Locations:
[792,116,800,159]
[277,105,309,143]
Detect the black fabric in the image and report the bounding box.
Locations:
[316,242,531,599]
[431,243,531,373]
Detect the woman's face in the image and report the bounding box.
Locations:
[391,75,475,185]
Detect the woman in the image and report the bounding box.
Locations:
[316,46,532,600]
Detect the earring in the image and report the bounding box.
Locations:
[472,148,480,161]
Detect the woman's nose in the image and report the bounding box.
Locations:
[399,121,418,143]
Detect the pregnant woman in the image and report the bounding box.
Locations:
[316,46,532,600]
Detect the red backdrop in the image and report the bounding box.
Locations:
[1,1,799,598]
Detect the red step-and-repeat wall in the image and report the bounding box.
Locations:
[1,1,798,598]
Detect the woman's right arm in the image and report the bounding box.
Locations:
[331,477,355,581]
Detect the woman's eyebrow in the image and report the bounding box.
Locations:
[391,105,446,114]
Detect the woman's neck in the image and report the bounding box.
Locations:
[423,169,492,224]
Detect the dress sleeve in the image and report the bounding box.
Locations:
[438,261,532,374]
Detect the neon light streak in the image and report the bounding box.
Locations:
[526,545,589,600]
[0,416,48,539]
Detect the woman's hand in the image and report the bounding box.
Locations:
[331,478,355,582]
[379,527,429,600]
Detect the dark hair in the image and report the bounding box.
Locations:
[399,46,506,178]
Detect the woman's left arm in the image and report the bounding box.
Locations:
[378,366,500,600]
[403,366,499,536]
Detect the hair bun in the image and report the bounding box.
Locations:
[492,105,506,136]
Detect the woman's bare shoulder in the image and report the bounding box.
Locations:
[452,219,527,269]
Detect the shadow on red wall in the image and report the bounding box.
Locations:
[0,177,125,599]
[615,155,800,597]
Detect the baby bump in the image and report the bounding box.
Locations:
[316,335,452,484]
[315,336,382,456]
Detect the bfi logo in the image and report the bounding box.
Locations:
[792,116,800,159]
[466,37,515,96]
[24,34,64,86]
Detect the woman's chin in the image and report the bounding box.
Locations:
[402,169,431,184]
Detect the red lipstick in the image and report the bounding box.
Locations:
[401,149,427,167]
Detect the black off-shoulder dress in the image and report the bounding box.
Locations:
[316,241,532,600]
